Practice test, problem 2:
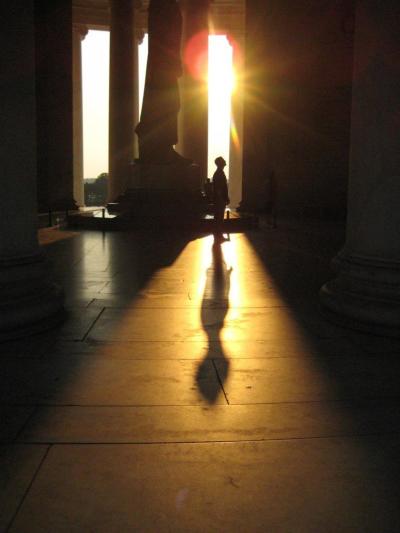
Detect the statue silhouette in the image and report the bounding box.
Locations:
[136,0,191,165]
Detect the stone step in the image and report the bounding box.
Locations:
[67,211,258,232]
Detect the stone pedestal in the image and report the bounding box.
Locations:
[1,2,63,340]
[109,163,204,218]
[320,1,400,336]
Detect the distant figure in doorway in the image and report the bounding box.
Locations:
[135,0,190,165]
[212,156,230,240]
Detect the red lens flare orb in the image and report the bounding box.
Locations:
[183,30,209,81]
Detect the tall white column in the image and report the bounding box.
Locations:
[108,0,136,202]
[320,0,400,336]
[73,24,88,206]
[0,2,63,339]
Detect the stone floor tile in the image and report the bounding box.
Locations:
[88,294,288,309]
[63,296,95,308]
[0,406,35,442]
[41,336,364,360]
[0,357,224,406]
[9,438,400,532]
[216,355,400,404]
[0,445,48,532]
[348,333,400,355]
[0,335,55,358]
[52,307,104,341]
[18,400,400,444]
[88,306,306,342]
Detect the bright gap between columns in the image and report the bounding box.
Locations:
[82,31,233,183]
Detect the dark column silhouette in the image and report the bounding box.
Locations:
[135,0,190,165]
[108,0,136,201]
[35,0,76,211]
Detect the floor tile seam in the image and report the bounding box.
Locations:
[11,405,40,443]
[34,353,388,360]
[85,298,96,308]
[27,355,338,361]
[7,398,400,408]
[211,359,229,405]
[32,353,399,362]
[81,306,106,341]
[0,356,45,360]
[53,338,369,346]
[4,444,51,533]
[14,432,400,447]
[91,305,290,309]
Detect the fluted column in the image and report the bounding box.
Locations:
[178,0,209,181]
[108,0,136,202]
[320,0,400,336]
[73,24,88,206]
[0,2,63,339]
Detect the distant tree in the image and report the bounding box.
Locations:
[84,172,109,206]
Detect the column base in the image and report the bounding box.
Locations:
[0,252,64,341]
[320,250,400,338]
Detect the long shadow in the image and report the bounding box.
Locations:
[196,238,231,404]
[245,219,400,435]
[0,227,197,443]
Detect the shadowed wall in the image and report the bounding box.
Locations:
[242,0,355,218]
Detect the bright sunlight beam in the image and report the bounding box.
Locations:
[83,32,234,183]
[82,30,110,180]
[208,35,234,180]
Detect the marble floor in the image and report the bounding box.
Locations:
[1,220,400,532]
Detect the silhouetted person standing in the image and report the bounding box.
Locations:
[135,0,190,165]
[212,156,229,239]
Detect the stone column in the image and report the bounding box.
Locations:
[179,0,209,181]
[320,0,400,336]
[108,0,136,202]
[73,24,88,207]
[0,2,63,339]
[35,0,76,212]
[228,32,244,209]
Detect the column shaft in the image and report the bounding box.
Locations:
[179,0,209,181]
[73,25,87,207]
[0,1,63,339]
[35,0,76,211]
[108,0,136,202]
[320,0,400,335]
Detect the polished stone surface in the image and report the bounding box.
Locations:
[9,439,400,533]
[1,222,400,531]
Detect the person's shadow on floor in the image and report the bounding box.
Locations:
[196,237,231,404]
